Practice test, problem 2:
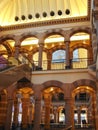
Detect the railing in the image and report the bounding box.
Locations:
[33,58,93,71]
[0,63,15,72]
[1,57,92,72]
[75,123,95,130]
[65,125,72,130]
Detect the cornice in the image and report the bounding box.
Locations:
[0,16,90,32]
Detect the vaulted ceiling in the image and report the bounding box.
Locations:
[0,0,89,26]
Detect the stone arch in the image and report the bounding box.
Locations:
[72,79,96,91]
[43,31,65,41]
[20,33,38,43]
[42,80,64,91]
[0,36,15,56]
[69,27,91,37]
[50,45,65,54]
[0,35,16,42]
[71,44,90,51]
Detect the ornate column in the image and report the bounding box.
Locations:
[77,107,81,125]
[63,83,74,129]
[14,37,21,59]
[13,93,22,127]
[64,32,71,69]
[44,93,51,130]
[38,42,44,70]
[47,51,52,70]
[5,88,14,130]
[91,93,98,129]
[0,94,7,128]
[33,91,41,130]
[65,98,74,130]
[13,98,20,127]
[14,45,20,59]
[92,28,97,63]
[53,107,57,123]
[96,81,98,130]
[21,94,30,129]
[28,102,33,124]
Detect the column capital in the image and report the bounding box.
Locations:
[38,42,44,47]
[6,86,15,100]
[94,0,98,8]
[93,10,98,20]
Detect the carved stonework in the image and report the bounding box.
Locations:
[94,0,98,7]
[94,10,98,20]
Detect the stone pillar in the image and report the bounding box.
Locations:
[92,93,98,129]
[33,93,41,130]
[77,107,81,125]
[65,41,71,69]
[44,93,51,130]
[5,89,14,130]
[0,94,7,128]
[92,28,97,63]
[14,37,21,59]
[14,45,20,59]
[95,81,98,130]
[28,101,33,125]
[53,107,57,123]
[21,95,30,129]
[38,43,44,69]
[65,98,74,130]
[13,98,20,127]
[47,52,52,70]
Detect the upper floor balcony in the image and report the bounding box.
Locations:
[32,58,93,71]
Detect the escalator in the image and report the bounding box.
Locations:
[0,55,33,87]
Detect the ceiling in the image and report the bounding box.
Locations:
[0,0,88,26]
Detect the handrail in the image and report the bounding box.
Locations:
[33,58,93,71]
[65,125,72,130]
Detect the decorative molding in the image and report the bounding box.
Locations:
[94,10,98,20]
[1,16,90,32]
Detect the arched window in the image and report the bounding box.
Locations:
[52,50,65,63]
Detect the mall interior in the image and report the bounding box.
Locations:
[0,0,98,130]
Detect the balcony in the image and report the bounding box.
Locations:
[33,58,93,71]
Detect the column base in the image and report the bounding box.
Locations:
[65,66,71,69]
[35,66,43,70]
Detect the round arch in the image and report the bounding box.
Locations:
[43,30,65,40]
[42,80,64,91]
[69,27,91,37]
[72,79,96,91]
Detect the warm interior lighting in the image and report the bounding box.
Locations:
[50,87,53,91]
[21,34,89,46]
